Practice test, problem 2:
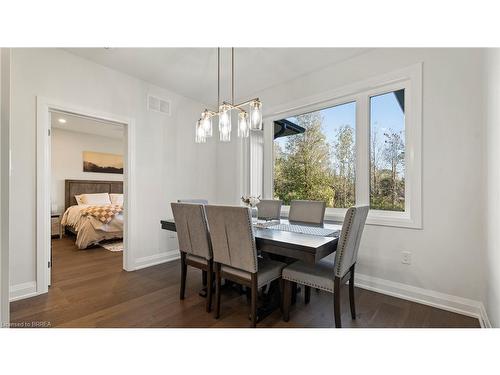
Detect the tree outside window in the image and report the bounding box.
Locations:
[273,89,406,212]
[274,102,356,208]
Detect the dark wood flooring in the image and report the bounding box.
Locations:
[10,237,480,328]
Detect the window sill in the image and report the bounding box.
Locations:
[280,206,422,230]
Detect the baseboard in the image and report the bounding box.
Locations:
[9,281,38,302]
[133,250,180,270]
[479,303,492,328]
[354,273,487,327]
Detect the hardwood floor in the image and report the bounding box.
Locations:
[10,237,480,328]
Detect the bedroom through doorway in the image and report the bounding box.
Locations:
[49,110,126,287]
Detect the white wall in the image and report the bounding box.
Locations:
[484,49,500,327]
[51,128,124,213]
[10,48,217,293]
[219,49,487,313]
[0,48,11,325]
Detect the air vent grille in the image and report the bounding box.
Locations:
[148,94,171,116]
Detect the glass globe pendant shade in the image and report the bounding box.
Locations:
[237,111,249,138]
[250,100,262,130]
[201,111,212,137]
[195,119,207,143]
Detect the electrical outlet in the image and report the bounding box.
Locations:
[401,251,412,265]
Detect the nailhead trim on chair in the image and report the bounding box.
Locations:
[334,207,355,278]
[281,207,356,291]
[199,204,213,261]
[281,274,334,292]
[245,207,258,273]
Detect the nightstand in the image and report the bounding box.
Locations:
[51,213,63,239]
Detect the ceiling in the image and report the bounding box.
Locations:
[51,111,124,139]
[64,48,371,105]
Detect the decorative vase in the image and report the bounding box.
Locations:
[251,206,258,221]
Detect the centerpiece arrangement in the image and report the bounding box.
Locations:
[241,195,261,220]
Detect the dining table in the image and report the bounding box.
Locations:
[160,217,342,321]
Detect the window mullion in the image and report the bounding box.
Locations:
[355,94,370,206]
[263,119,275,199]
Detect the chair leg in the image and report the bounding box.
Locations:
[245,286,251,302]
[279,279,284,313]
[215,263,221,319]
[202,270,207,287]
[251,274,258,328]
[304,286,311,304]
[291,282,297,305]
[349,265,356,319]
[206,262,213,313]
[334,277,341,328]
[283,279,291,322]
[180,252,187,300]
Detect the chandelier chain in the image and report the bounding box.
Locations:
[217,47,220,108]
[232,47,234,105]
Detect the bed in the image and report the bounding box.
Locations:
[61,179,124,249]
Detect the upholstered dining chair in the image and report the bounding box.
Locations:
[178,199,209,205]
[282,205,369,328]
[177,199,210,285]
[205,205,287,327]
[257,199,282,220]
[288,200,326,225]
[171,202,213,312]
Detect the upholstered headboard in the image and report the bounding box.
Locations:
[64,179,123,211]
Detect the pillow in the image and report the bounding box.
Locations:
[109,193,124,205]
[75,194,85,205]
[80,193,111,205]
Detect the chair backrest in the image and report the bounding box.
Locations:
[205,205,258,274]
[334,206,369,278]
[257,199,282,220]
[288,200,326,225]
[171,202,212,260]
[177,199,208,205]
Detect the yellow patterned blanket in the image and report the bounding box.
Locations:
[81,204,123,224]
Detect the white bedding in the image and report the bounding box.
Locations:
[61,204,123,249]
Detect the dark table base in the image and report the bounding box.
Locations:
[198,279,299,323]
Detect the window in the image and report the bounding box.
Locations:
[261,64,422,228]
[273,102,356,208]
[370,89,405,211]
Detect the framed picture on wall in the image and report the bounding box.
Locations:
[82,151,123,174]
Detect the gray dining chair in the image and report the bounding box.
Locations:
[178,199,209,205]
[171,202,214,312]
[288,200,326,225]
[257,199,282,220]
[178,200,210,286]
[282,205,369,328]
[205,205,287,327]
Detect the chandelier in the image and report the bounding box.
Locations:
[195,47,263,143]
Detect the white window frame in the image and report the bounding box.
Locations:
[262,63,422,229]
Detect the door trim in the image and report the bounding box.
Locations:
[36,97,136,295]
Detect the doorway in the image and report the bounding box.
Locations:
[36,97,136,295]
[49,111,125,285]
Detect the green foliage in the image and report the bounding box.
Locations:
[274,112,335,206]
[274,115,405,212]
[331,125,355,207]
[370,130,405,211]
[274,113,355,208]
